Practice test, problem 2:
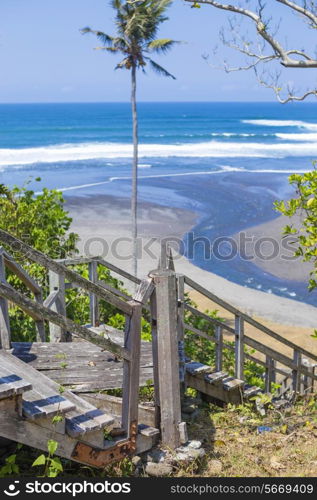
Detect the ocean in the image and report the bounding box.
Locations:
[0,101,316,305]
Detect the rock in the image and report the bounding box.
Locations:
[145,462,173,477]
[182,404,196,414]
[146,448,167,463]
[187,448,206,460]
[208,459,223,474]
[132,456,142,468]
[188,440,202,449]
[175,452,191,462]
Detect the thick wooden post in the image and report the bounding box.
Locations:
[88,261,99,327]
[215,325,223,372]
[0,253,11,349]
[235,315,244,380]
[150,269,182,449]
[48,270,68,342]
[122,301,142,437]
[150,290,161,428]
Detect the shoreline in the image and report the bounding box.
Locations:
[66,194,317,333]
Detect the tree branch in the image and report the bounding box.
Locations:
[185,0,317,67]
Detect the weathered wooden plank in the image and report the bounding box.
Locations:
[186,372,242,405]
[48,270,68,342]
[150,289,160,428]
[122,301,142,437]
[185,362,212,375]
[81,393,156,428]
[222,376,244,392]
[215,325,223,372]
[89,261,100,327]
[150,269,182,449]
[0,365,32,399]
[177,274,186,399]
[97,257,141,285]
[0,230,133,315]
[133,277,154,304]
[0,282,131,360]
[2,250,41,294]
[34,291,46,342]
[204,371,228,384]
[265,356,276,393]
[0,253,11,349]
[235,315,244,380]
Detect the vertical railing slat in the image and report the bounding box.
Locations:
[0,253,11,349]
[121,301,142,438]
[48,270,68,342]
[88,261,99,327]
[215,325,223,372]
[235,315,244,380]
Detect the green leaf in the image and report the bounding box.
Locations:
[47,440,58,456]
[32,454,46,467]
[50,457,63,472]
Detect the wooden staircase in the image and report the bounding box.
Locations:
[0,350,158,466]
[0,228,316,464]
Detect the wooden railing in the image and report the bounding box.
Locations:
[180,274,317,394]
[0,230,142,442]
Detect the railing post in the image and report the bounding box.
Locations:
[88,261,99,327]
[265,356,276,393]
[215,325,223,372]
[292,349,302,393]
[150,269,182,449]
[150,289,161,428]
[121,301,142,439]
[177,274,186,401]
[0,253,11,349]
[235,315,244,380]
[34,291,46,341]
[48,270,68,342]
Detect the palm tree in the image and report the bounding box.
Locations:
[82,0,177,277]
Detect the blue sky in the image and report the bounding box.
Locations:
[0,0,315,102]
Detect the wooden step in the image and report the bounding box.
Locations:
[0,365,32,400]
[0,351,75,420]
[222,376,244,391]
[64,391,115,439]
[204,371,228,384]
[22,389,75,420]
[243,385,262,399]
[185,362,212,376]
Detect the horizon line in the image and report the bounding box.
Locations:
[0,100,315,105]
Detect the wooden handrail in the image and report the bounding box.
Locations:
[0,281,131,360]
[0,230,133,316]
[184,275,317,363]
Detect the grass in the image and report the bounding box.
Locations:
[2,394,316,478]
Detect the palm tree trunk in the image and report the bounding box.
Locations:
[131,64,138,278]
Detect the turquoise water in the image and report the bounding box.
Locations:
[0,102,316,305]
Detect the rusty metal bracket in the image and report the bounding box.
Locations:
[71,421,138,468]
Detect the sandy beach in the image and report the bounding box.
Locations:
[66,194,317,346]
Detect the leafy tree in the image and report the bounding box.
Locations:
[275,168,317,291]
[0,180,124,341]
[81,0,177,277]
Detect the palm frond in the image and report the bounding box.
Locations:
[147,38,179,54]
[80,27,116,47]
[147,58,176,79]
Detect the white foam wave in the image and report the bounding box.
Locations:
[1,139,317,168]
[242,119,317,130]
[276,132,317,141]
